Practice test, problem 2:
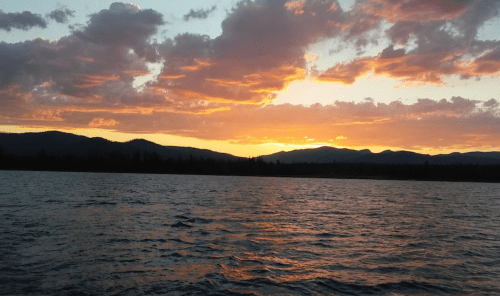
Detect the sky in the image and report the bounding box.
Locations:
[1,0,500,157]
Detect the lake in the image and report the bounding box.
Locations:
[1,171,499,295]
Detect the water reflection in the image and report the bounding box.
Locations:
[1,172,500,295]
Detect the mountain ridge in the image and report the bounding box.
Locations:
[0,131,238,161]
[1,131,500,165]
[261,145,500,165]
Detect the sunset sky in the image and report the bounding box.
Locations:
[1,0,500,157]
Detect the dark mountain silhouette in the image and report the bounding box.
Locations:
[1,132,500,182]
[2,132,500,165]
[0,131,238,161]
[260,146,372,163]
[262,146,500,165]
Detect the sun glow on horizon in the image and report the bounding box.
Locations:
[1,0,500,157]
[2,125,498,158]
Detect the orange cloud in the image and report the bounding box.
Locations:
[159,65,305,105]
[317,58,372,84]
[57,104,231,115]
[360,0,470,23]
[318,45,500,85]
[3,96,500,153]
[284,1,305,15]
[73,74,120,88]
[74,97,494,150]
[88,118,118,127]
[21,109,64,122]
[461,48,500,77]
[304,53,319,63]
[158,75,186,80]
[181,59,213,71]
[0,84,21,95]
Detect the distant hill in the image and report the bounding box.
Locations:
[2,132,500,166]
[0,131,238,161]
[261,146,500,165]
[1,132,500,181]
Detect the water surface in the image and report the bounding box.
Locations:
[1,171,499,295]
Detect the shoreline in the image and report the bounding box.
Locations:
[2,168,499,184]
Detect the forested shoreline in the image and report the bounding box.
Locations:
[1,148,499,183]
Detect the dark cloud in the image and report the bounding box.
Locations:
[319,0,500,84]
[2,0,500,97]
[379,45,405,59]
[157,0,350,104]
[0,42,27,89]
[468,44,500,75]
[0,10,47,31]
[46,6,76,24]
[0,0,398,107]
[72,2,164,62]
[0,35,141,95]
[0,85,31,120]
[183,5,217,21]
[483,98,499,108]
[0,2,167,111]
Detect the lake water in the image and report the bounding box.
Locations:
[1,171,500,295]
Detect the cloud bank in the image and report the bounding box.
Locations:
[319,0,500,84]
[1,0,500,152]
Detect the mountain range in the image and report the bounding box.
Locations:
[0,131,237,161]
[262,146,500,165]
[1,131,500,165]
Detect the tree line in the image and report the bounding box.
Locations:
[1,147,499,182]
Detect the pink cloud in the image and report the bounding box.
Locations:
[0,0,499,154]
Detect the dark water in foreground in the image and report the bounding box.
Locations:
[1,171,500,295]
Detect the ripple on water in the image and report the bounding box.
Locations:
[1,172,500,295]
